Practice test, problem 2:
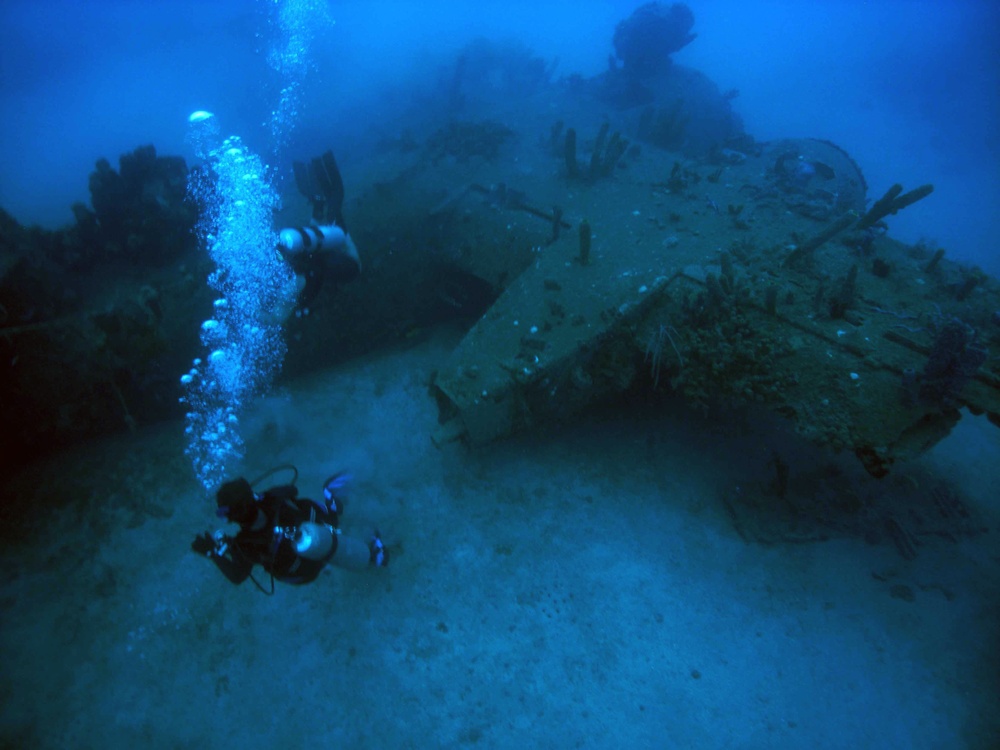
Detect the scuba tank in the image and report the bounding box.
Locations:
[293,521,336,561]
[277,224,346,255]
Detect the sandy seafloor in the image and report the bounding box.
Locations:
[1,323,998,749]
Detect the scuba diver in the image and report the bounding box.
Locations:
[277,150,362,317]
[191,466,388,593]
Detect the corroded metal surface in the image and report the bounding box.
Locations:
[425,132,1000,474]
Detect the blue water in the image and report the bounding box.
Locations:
[1,1,997,271]
[1,2,998,747]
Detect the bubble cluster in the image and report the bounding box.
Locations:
[182,1,331,491]
[182,126,297,490]
[265,0,335,150]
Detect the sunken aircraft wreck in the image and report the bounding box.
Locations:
[2,4,998,479]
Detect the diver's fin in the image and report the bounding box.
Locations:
[293,150,347,226]
[320,150,345,221]
[292,159,317,200]
[309,151,345,226]
[293,159,328,222]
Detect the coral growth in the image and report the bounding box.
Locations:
[78,145,196,268]
[918,319,988,407]
[613,2,696,78]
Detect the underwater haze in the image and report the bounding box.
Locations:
[1,0,998,271]
[3,2,1000,749]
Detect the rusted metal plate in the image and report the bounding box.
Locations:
[428,136,1000,473]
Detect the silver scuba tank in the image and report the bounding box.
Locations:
[277,224,346,255]
[293,521,335,560]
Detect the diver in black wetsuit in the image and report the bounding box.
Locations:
[192,469,388,592]
[277,150,362,317]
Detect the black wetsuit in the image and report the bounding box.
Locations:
[210,484,339,585]
[283,240,361,315]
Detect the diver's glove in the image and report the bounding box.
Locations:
[191,531,229,557]
[191,532,216,557]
